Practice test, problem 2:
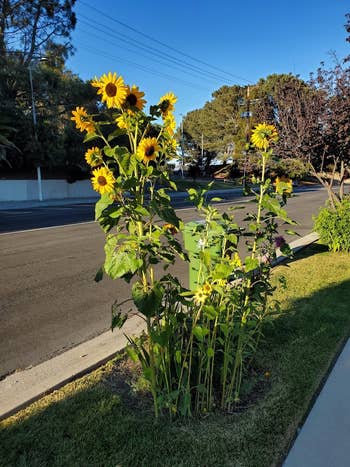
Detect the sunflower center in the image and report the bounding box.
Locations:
[160,99,170,112]
[105,83,117,97]
[97,176,107,186]
[126,93,137,106]
[145,146,155,157]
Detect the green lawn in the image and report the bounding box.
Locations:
[1,244,350,467]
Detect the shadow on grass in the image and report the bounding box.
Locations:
[1,253,350,467]
[280,242,329,268]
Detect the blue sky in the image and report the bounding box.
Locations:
[67,0,349,123]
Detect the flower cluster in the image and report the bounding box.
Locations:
[194,282,213,305]
[71,72,178,196]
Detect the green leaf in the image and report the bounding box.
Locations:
[83,132,100,143]
[150,200,180,227]
[203,305,218,320]
[131,281,164,318]
[245,257,259,272]
[94,267,104,282]
[280,243,292,256]
[175,350,182,364]
[104,236,142,279]
[193,325,209,341]
[213,262,232,279]
[119,151,136,176]
[207,347,215,358]
[107,128,125,142]
[95,193,114,220]
[111,311,128,330]
[285,229,300,236]
[211,197,222,202]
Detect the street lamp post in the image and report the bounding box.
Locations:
[28,57,46,201]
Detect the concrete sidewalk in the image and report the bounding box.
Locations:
[0,232,319,421]
[0,184,322,211]
[284,338,350,467]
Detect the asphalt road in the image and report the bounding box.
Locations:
[0,187,328,378]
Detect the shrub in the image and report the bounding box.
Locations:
[314,198,350,252]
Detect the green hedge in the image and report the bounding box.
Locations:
[314,198,350,252]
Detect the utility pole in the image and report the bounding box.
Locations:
[180,115,185,178]
[242,86,251,192]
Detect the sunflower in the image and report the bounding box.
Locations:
[85,147,103,167]
[194,288,207,305]
[158,92,177,115]
[168,138,178,152]
[91,166,115,195]
[202,282,213,295]
[71,107,95,134]
[251,123,278,151]
[163,223,178,235]
[232,252,242,269]
[123,85,146,111]
[116,113,129,130]
[275,176,293,194]
[92,72,127,109]
[137,137,160,163]
[214,278,227,287]
[193,283,212,305]
[163,112,176,135]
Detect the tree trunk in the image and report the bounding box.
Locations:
[0,0,9,56]
[23,2,42,66]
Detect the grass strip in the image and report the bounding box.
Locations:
[1,243,349,467]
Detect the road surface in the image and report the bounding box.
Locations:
[0,188,327,378]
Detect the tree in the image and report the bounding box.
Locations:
[254,69,350,207]
[182,85,249,173]
[0,0,76,64]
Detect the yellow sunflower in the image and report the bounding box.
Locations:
[71,107,95,134]
[163,112,176,135]
[137,137,160,163]
[251,123,278,151]
[92,72,127,109]
[91,166,115,195]
[194,283,212,305]
[214,278,227,287]
[168,138,178,152]
[116,113,129,130]
[85,147,103,167]
[275,176,293,194]
[232,252,242,268]
[158,92,177,115]
[123,85,146,111]
[194,288,207,305]
[163,223,178,235]
[202,282,213,295]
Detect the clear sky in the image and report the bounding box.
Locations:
[66,0,349,124]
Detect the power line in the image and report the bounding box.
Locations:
[75,41,211,92]
[78,0,252,84]
[78,15,239,85]
[77,20,231,87]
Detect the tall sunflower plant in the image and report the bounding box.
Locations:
[72,73,188,416]
[181,123,297,414]
[72,73,296,418]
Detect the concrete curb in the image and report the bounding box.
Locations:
[0,184,323,211]
[0,315,145,421]
[0,232,319,421]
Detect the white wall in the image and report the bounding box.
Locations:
[0,179,97,202]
